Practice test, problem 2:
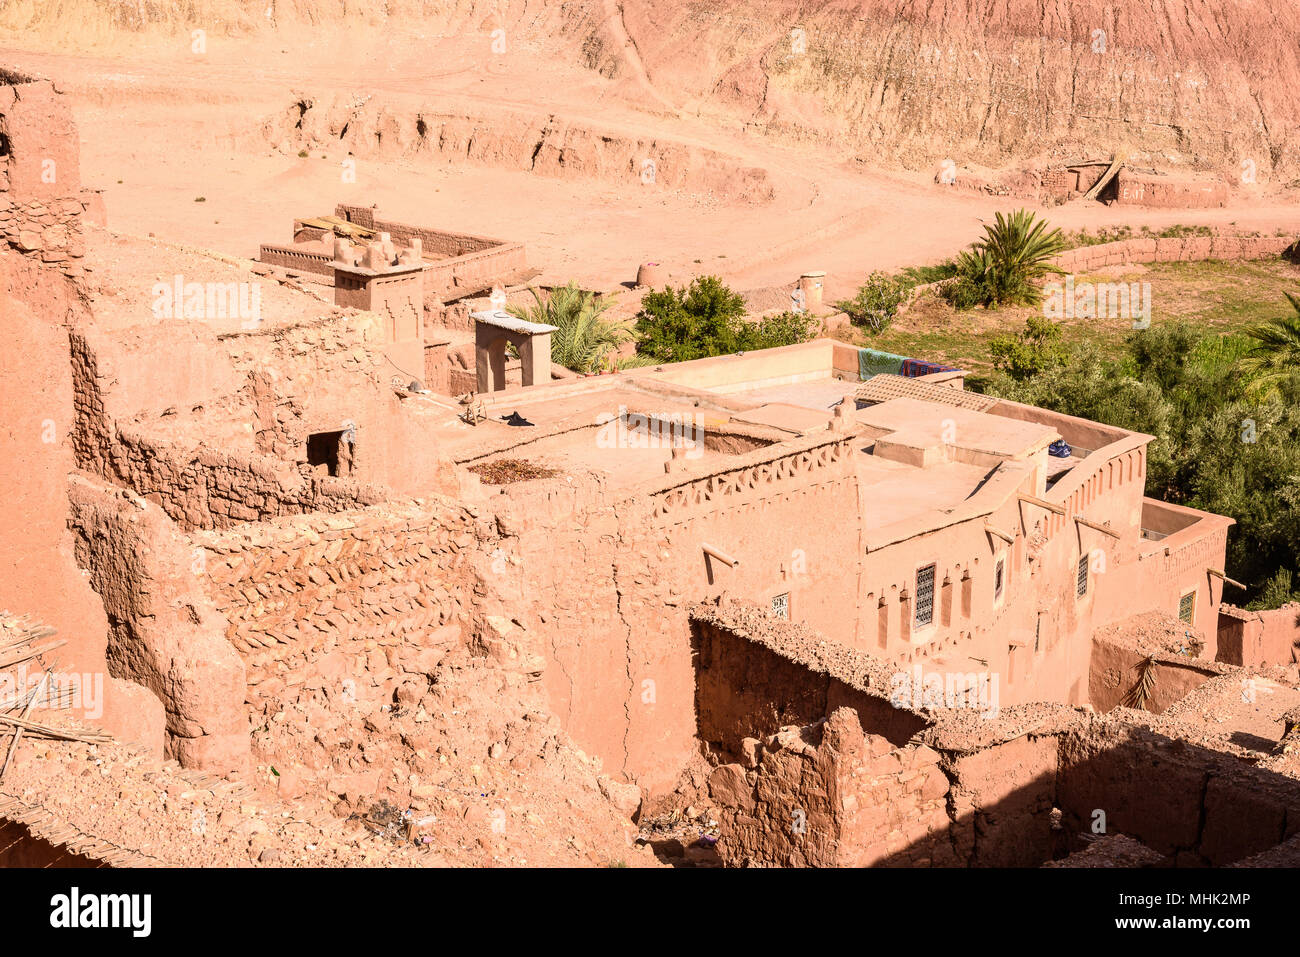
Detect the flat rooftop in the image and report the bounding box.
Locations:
[856,397,1059,461]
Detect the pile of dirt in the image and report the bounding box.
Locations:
[245,644,658,867]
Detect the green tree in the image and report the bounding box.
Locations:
[635,275,812,362]
[980,316,1300,607]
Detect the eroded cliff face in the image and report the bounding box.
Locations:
[589,0,1298,180]
[6,0,1296,181]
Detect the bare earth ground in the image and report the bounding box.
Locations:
[1,27,1298,304]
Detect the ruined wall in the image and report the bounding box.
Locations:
[1218,604,1300,667]
[0,76,87,279]
[690,610,927,756]
[333,204,528,301]
[68,311,459,529]
[66,476,247,768]
[1057,718,1300,866]
[712,708,954,868]
[1087,638,1218,714]
[190,500,478,711]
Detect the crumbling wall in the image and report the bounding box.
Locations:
[1057,717,1300,866]
[493,432,863,798]
[0,76,88,280]
[66,475,247,769]
[1088,637,1219,713]
[711,708,953,867]
[69,330,393,529]
[190,500,478,711]
[690,610,927,757]
[943,731,1060,866]
[1218,604,1300,667]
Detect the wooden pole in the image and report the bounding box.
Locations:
[1074,515,1121,539]
[1018,494,1065,516]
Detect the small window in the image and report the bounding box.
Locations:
[915,564,936,626]
[1178,591,1195,624]
[994,558,1005,601]
[307,430,353,477]
[1076,555,1089,597]
[771,593,789,620]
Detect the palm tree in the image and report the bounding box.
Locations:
[1240,293,1300,397]
[507,282,634,374]
[958,209,1067,307]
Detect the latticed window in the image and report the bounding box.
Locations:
[994,559,1005,601]
[1178,591,1195,624]
[1076,555,1089,597]
[771,593,789,620]
[915,564,936,626]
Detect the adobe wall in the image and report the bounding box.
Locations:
[1056,717,1300,866]
[711,708,954,867]
[1218,604,1300,667]
[66,476,246,769]
[690,605,929,757]
[489,429,862,798]
[1053,233,1291,273]
[857,432,1155,709]
[711,694,1300,867]
[257,243,332,276]
[1130,504,1232,640]
[189,500,476,712]
[1087,637,1219,714]
[1113,170,1229,209]
[68,313,460,529]
[0,75,88,279]
[334,204,527,302]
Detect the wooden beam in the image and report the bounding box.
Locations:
[984,523,1016,544]
[1083,156,1124,201]
[1018,494,1065,516]
[1208,568,1247,590]
[1074,515,1121,539]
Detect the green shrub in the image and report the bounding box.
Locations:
[988,316,1068,380]
[751,310,820,349]
[835,271,910,333]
